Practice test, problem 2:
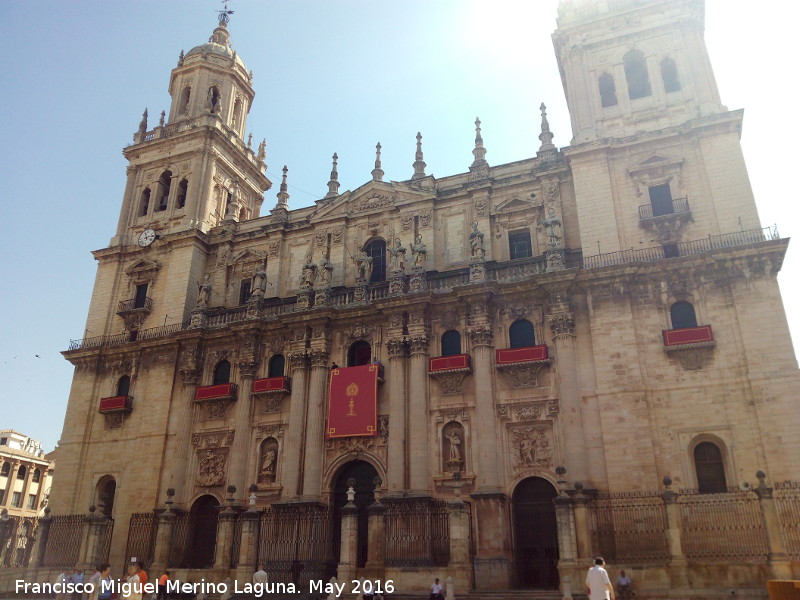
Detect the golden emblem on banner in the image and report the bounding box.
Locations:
[346,382,359,416]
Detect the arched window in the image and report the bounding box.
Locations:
[364,239,387,283]
[660,57,681,93]
[96,477,116,518]
[207,86,220,113]
[232,97,243,133]
[624,49,652,100]
[694,441,727,494]
[179,86,191,115]
[598,72,618,107]
[441,330,462,357]
[116,375,131,397]
[348,341,372,367]
[670,301,698,329]
[32,468,41,483]
[139,188,151,217]
[1,462,9,476]
[17,465,26,480]
[509,319,536,349]
[268,354,285,378]
[156,170,172,212]
[213,360,231,385]
[176,178,188,209]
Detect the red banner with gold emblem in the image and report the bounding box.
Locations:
[327,364,380,438]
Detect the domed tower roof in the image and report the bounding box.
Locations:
[184,21,246,70]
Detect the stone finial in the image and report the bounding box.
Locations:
[159,110,165,127]
[371,143,384,182]
[411,132,427,179]
[276,165,290,208]
[257,139,267,162]
[471,117,488,167]
[247,133,253,148]
[538,102,556,152]
[138,108,148,133]
[178,50,184,66]
[326,152,340,199]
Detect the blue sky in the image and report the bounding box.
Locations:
[1,1,798,452]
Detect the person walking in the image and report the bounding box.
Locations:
[586,557,615,600]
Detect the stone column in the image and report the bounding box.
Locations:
[301,350,330,499]
[235,503,261,584]
[79,508,111,570]
[754,471,793,580]
[468,327,501,491]
[281,352,309,499]
[168,368,200,508]
[337,489,359,585]
[661,477,688,587]
[548,302,589,485]
[228,361,256,503]
[2,462,19,507]
[571,488,593,559]
[447,493,472,591]
[214,505,237,570]
[385,339,407,494]
[151,508,176,576]
[407,335,430,495]
[365,498,386,579]
[554,488,578,600]
[113,165,139,243]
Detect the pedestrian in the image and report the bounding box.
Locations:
[122,563,142,600]
[157,570,169,600]
[586,557,615,600]
[55,568,71,600]
[616,570,632,600]
[136,562,149,588]
[71,569,84,600]
[429,578,444,600]
[253,564,268,585]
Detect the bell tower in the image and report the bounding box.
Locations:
[110,16,270,247]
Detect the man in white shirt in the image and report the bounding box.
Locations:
[586,557,615,600]
[253,565,268,585]
[616,570,632,600]
[429,578,443,600]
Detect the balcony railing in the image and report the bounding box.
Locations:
[583,226,778,270]
[117,297,153,313]
[639,197,690,220]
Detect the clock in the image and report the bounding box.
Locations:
[137,229,157,247]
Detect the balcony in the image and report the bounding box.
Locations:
[639,197,691,221]
[117,297,153,331]
[662,325,714,349]
[194,383,238,402]
[98,395,133,414]
[252,376,291,395]
[428,354,471,395]
[495,345,551,388]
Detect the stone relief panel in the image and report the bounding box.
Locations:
[509,423,553,469]
[192,430,234,487]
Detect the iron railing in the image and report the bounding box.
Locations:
[384,498,450,567]
[167,513,191,568]
[42,515,84,568]
[583,225,778,270]
[589,491,670,564]
[124,513,157,571]
[638,197,690,220]
[257,504,333,586]
[775,481,800,560]
[117,297,153,313]
[1,516,36,568]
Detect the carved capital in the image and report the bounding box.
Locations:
[308,349,330,368]
[548,311,575,337]
[288,351,308,372]
[386,338,406,360]
[180,369,201,385]
[467,326,493,347]
[408,335,429,355]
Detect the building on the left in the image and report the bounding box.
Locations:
[0,430,55,567]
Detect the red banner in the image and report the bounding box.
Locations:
[662,325,714,346]
[194,383,237,401]
[496,345,549,365]
[253,376,291,394]
[429,354,471,372]
[327,364,379,438]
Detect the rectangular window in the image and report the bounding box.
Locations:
[0,437,7,445]
[133,283,148,308]
[649,184,674,217]
[239,279,252,305]
[508,230,533,260]
[11,491,21,507]
[27,494,37,509]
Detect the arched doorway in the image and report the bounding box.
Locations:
[95,476,116,518]
[331,460,378,571]
[512,477,559,589]
[187,495,220,568]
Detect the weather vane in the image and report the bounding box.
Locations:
[217,0,234,25]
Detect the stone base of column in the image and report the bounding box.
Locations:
[472,556,511,590]
[388,269,406,296]
[469,256,486,283]
[408,266,427,292]
[297,288,314,309]
[768,557,793,580]
[354,283,369,302]
[667,558,689,588]
[314,286,331,307]
[189,308,208,328]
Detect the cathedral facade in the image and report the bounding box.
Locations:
[29,0,800,597]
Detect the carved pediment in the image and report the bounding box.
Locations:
[628,152,684,176]
[229,248,267,265]
[124,259,160,276]
[492,195,539,215]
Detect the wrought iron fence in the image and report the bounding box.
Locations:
[124,513,157,570]
[384,498,450,567]
[42,514,85,568]
[775,481,800,560]
[257,504,333,586]
[638,197,690,220]
[679,490,769,562]
[589,491,669,564]
[98,518,114,566]
[1,516,37,568]
[230,514,244,568]
[167,513,191,568]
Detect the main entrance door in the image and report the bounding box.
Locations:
[187,494,219,568]
[331,460,378,569]
[512,477,559,589]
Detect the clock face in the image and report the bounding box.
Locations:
[138,229,156,247]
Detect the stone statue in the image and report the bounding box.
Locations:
[388,238,407,271]
[543,208,563,247]
[197,274,212,307]
[159,110,165,127]
[261,448,276,473]
[355,249,373,283]
[446,430,461,462]
[138,109,148,133]
[318,255,334,287]
[252,262,267,295]
[469,221,485,257]
[410,234,427,267]
[300,254,317,288]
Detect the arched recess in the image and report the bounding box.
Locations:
[176,178,188,209]
[268,354,286,378]
[257,437,279,485]
[624,48,652,99]
[512,477,559,589]
[187,494,220,568]
[213,360,231,385]
[364,239,387,283]
[330,460,379,571]
[348,341,372,367]
[116,375,131,397]
[509,319,536,349]
[178,86,191,115]
[95,475,116,518]
[670,301,697,329]
[691,438,728,494]
[441,330,462,357]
